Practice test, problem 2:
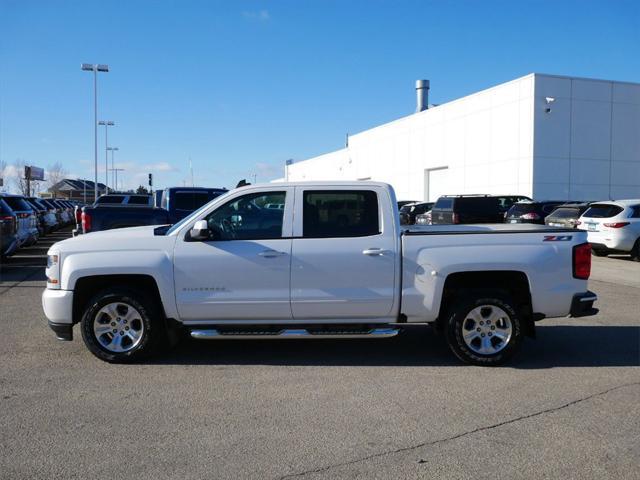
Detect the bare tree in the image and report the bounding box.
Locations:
[12,159,29,195]
[0,159,6,191]
[47,162,68,196]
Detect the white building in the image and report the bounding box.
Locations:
[285,73,640,202]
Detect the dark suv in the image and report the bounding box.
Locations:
[430,195,503,225]
[0,199,19,258]
[505,201,566,225]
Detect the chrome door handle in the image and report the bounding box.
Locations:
[258,250,287,258]
[362,248,388,256]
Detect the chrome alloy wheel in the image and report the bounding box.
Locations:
[461,305,513,355]
[93,302,144,353]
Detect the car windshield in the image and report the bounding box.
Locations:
[165,190,234,236]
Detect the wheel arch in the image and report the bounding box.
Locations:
[437,270,535,337]
[72,274,165,325]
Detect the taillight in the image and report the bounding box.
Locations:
[452,213,460,224]
[575,220,582,226]
[17,212,29,219]
[81,211,91,232]
[521,212,541,220]
[75,209,82,223]
[603,222,629,228]
[573,243,591,280]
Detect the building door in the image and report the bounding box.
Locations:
[424,167,449,201]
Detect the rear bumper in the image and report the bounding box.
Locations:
[569,291,598,318]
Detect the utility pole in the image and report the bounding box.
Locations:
[81,63,109,202]
[98,120,115,191]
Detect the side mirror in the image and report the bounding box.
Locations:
[190,219,210,241]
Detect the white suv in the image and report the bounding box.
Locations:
[578,200,640,261]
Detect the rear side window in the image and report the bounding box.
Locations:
[303,190,379,238]
[583,204,624,218]
[434,197,453,209]
[128,196,150,205]
[96,195,125,204]
[456,197,499,214]
[548,207,579,219]
[174,192,212,211]
[2,197,32,211]
[630,205,640,218]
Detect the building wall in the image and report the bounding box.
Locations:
[287,74,640,202]
[533,75,640,200]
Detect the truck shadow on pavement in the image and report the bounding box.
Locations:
[152,325,640,369]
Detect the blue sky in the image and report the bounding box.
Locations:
[1,0,638,192]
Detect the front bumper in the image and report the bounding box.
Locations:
[48,321,73,341]
[569,291,598,318]
[42,289,74,324]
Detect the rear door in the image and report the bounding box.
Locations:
[290,186,398,320]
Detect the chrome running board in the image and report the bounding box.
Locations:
[189,327,400,340]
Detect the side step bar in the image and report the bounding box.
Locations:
[190,327,400,340]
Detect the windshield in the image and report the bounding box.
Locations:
[165,189,234,235]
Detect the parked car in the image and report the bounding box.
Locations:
[399,202,434,225]
[0,194,39,246]
[0,199,19,258]
[577,200,640,260]
[43,181,597,366]
[545,203,592,229]
[80,204,170,234]
[505,201,566,225]
[496,195,532,216]
[159,187,228,223]
[431,195,503,224]
[49,199,73,225]
[38,199,64,230]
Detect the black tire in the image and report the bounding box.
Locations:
[591,249,608,257]
[80,287,166,363]
[631,239,640,262]
[444,292,524,366]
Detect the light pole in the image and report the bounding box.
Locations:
[112,168,125,192]
[81,63,109,202]
[107,147,119,190]
[98,120,115,191]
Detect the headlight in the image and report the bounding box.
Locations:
[46,253,60,289]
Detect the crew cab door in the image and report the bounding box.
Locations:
[173,187,294,321]
[290,186,399,320]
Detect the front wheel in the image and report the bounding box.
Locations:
[445,293,523,366]
[80,288,165,363]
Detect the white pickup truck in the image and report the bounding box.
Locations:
[43,182,597,366]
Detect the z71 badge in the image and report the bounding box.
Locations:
[543,235,573,241]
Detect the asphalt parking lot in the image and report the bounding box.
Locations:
[1,229,639,480]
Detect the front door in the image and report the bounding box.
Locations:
[173,188,293,321]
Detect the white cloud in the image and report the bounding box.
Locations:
[242,9,270,21]
[141,162,179,172]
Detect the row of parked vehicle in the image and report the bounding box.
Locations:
[74,187,228,235]
[398,194,640,260]
[0,194,80,259]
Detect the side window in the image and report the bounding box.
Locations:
[174,192,212,211]
[204,191,286,240]
[303,190,379,238]
[630,205,640,218]
[128,196,150,205]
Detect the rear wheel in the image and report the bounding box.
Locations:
[80,288,165,363]
[444,293,523,366]
[631,239,640,262]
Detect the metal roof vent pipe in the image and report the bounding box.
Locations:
[415,79,430,113]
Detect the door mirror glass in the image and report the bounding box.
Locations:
[190,219,210,241]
